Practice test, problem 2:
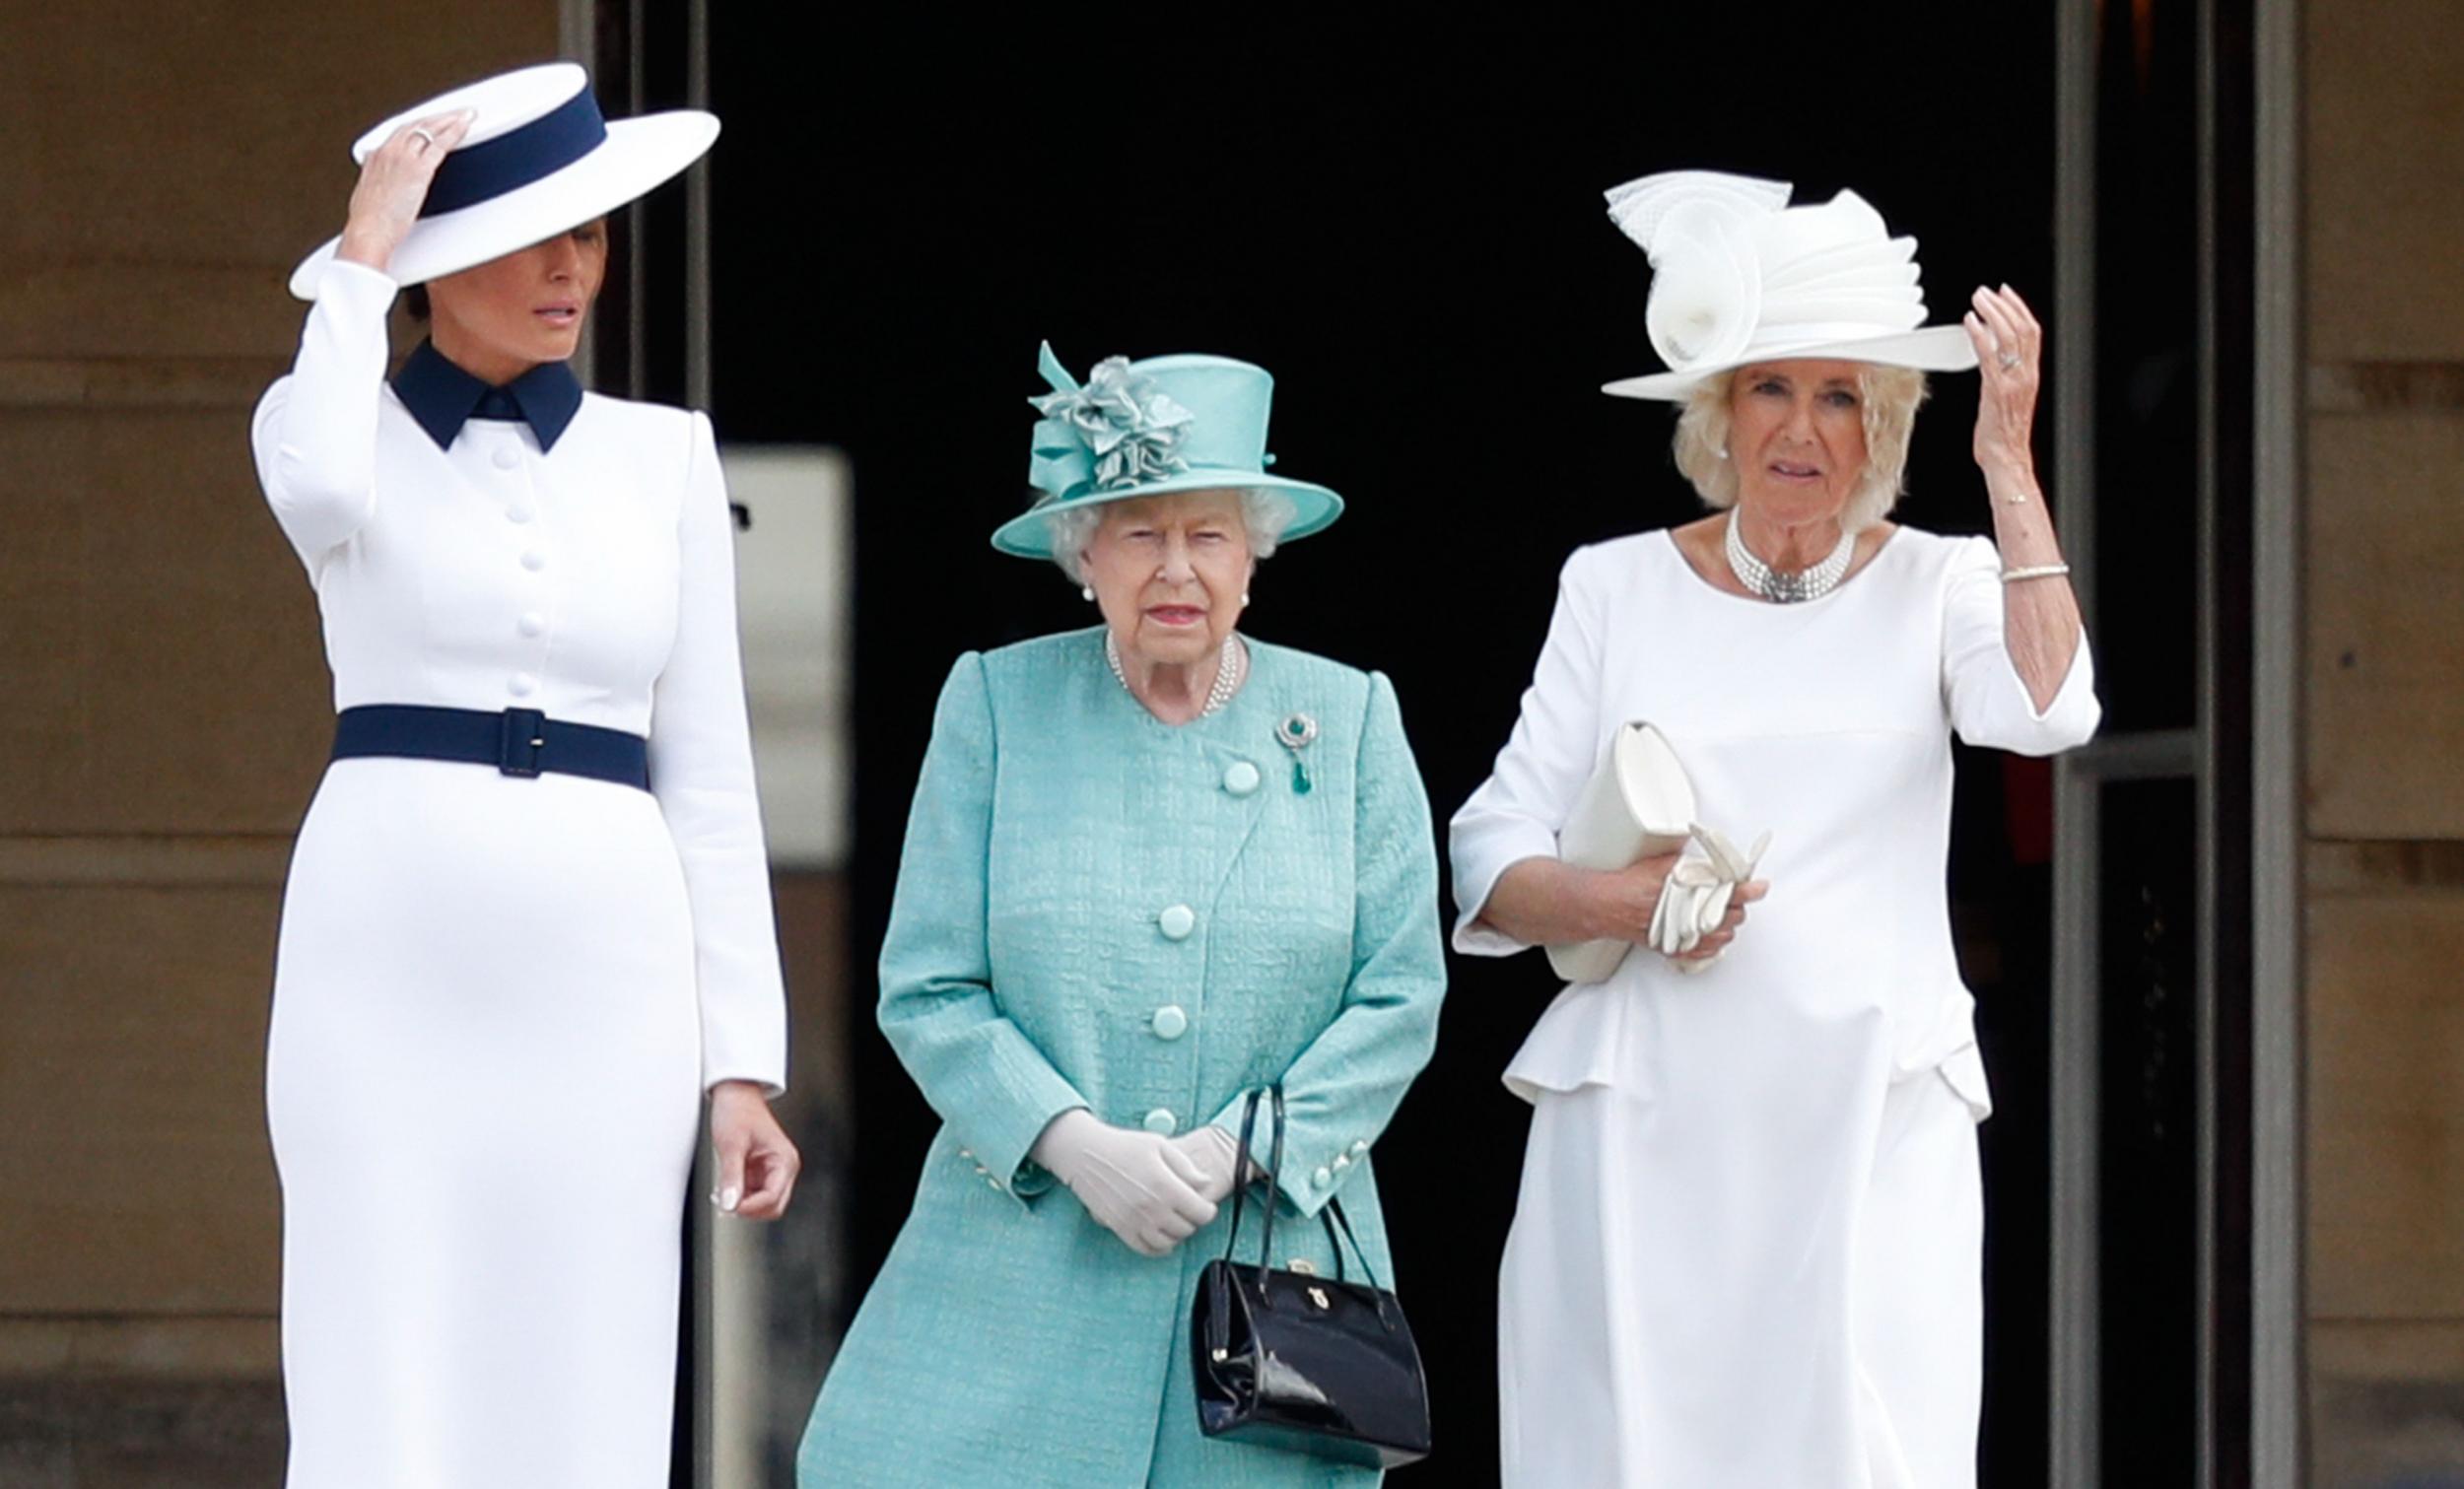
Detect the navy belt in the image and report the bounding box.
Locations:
[330,705,651,791]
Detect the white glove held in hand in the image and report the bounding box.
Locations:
[1168,1123,1247,1205]
[1652,823,1771,973]
[1031,1108,1219,1256]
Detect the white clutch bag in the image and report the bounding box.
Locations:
[1545,723,1697,983]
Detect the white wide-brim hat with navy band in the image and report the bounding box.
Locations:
[988,343,1344,560]
[287,63,718,300]
[1600,170,1979,401]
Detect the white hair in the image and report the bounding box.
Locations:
[1669,365,1930,533]
[1044,488,1299,584]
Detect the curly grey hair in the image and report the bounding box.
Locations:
[1044,488,1300,584]
[1670,365,1930,533]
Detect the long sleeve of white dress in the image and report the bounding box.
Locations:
[1447,547,1608,957]
[650,414,790,1095]
[1939,535,2101,753]
[250,258,398,571]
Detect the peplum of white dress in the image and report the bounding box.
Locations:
[250,258,786,1489]
[1451,526,2098,1489]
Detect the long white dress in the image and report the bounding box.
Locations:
[251,259,787,1489]
[1450,527,2098,1489]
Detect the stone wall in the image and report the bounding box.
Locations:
[0,9,562,1481]
[2300,3,2464,1483]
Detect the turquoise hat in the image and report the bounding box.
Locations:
[989,342,1345,559]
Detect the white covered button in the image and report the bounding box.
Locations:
[1142,1109,1179,1136]
[507,504,534,524]
[1223,760,1262,796]
[1150,1005,1189,1041]
[1349,1139,1370,1157]
[520,549,547,572]
[1158,904,1197,941]
[516,611,546,639]
[509,672,538,698]
[1333,1154,1352,1172]
[1312,1166,1334,1189]
[492,446,520,470]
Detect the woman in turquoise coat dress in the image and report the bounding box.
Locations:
[797,345,1447,1486]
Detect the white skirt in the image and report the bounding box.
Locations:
[266,758,704,1488]
[1498,1064,1984,1489]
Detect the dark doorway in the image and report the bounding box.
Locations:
[710,12,2070,1484]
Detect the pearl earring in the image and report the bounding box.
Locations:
[1241,592,1251,607]
[1716,447,1731,461]
[1080,585,1094,602]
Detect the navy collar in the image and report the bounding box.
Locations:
[392,339,583,452]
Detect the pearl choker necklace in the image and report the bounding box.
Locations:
[1106,631,1244,717]
[1724,518,1856,604]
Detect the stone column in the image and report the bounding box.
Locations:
[2299,1,2464,1481]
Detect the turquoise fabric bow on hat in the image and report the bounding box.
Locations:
[990,342,1346,560]
[1028,345,1197,497]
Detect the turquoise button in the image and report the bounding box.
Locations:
[1159,904,1197,941]
[1143,1109,1179,1136]
[1223,761,1262,796]
[1151,1005,1189,1041]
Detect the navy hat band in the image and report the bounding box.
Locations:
[419,87,608,219]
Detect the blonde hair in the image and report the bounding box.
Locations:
[1671,365,1930,532]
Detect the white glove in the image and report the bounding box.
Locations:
[1030,1108,1219,1256]
[1652,823,1771,973]
[1168,1123,1247,1205]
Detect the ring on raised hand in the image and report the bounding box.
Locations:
[409,128,437,151]
[1998,351,2021,371]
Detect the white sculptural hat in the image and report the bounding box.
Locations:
[1600,170,1979,400]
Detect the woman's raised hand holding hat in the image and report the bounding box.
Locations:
[1963,283,2045,498]
[337,109,476,277]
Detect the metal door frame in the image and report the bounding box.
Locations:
[2048,0,2301,1483]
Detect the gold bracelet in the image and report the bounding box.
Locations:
[2001,563,2072,584]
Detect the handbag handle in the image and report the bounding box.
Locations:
[1223,1087,1277,1269]
[1220,1086,1391,1310]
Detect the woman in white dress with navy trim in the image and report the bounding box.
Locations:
[252,65,799,1488]
[1450,173,2101,1487]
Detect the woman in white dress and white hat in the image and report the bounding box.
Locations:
[252,64,799,1487]
[1450,172,2101,1486]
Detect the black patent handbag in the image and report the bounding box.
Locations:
[1191,1086,1433,1470]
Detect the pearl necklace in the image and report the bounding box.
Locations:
[1724,516,1857,604]
[1106,631,1244,717]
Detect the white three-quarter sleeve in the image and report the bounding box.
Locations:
[650,412,789,1094]
[249,258,399,572]
[1447,547,1608,956]
[1941,535,2101,754]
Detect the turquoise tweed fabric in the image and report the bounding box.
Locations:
[798,628,1446,1487]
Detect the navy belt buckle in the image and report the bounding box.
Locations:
[499,708,548,778]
